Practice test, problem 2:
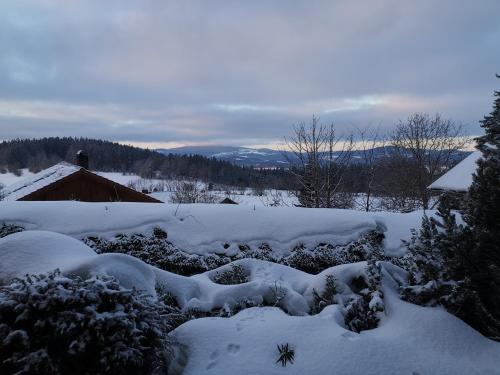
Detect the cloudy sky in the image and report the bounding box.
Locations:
[0,1,499,149]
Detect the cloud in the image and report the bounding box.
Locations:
[0,0,498,147]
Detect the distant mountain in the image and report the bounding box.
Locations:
[158,145,471,168]
[158,146,295,168]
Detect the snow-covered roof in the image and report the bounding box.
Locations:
[1,162,81,201]
[428,151,481,192]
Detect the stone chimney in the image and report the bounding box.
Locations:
[76,150,89,169]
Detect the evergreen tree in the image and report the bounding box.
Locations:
[462,75,500,333]
[402,77,500,340]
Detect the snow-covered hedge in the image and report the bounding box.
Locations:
[85,228,386,276]
[0,271,173,375]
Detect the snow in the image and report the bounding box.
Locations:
[153,259,368,315]
[96,171,164,188]
[0,169,34,187]
[0,227,498,374]
[428,151,481,192]
[0,230,156,295]
[0,201,424,256]
[0,230,95,283]
[172,290,500,375]
[1,162,80,201]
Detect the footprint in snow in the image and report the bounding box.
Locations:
[206,361,217,370]
[227,344,240,355]
[209,349,219,359]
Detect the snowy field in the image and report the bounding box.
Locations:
[0,227,498,374]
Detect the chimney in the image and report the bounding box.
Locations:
[76,150,89,169]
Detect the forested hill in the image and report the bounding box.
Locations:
[0,138,292,188]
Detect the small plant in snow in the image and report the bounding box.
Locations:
[276,343,295,367]
[343,261,385,333]
[311,274,339,314]
[270,281,287,308]
[212,264,249,285]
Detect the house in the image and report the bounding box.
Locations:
[219,197,238,204]
[1,151,162,203]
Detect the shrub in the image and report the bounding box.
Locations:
[212,264,249,285]
[0,271,173,375]
[85,229,386,276]
[311,274,338,314]
[285,231,385,274]
[343,261,385,332]
[84,228,231,276]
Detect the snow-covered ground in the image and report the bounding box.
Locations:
[0,201,423,256]
[0,230,498,374]
[150,189,298,207]
[173,290,499,375]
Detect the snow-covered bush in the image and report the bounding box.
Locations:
[0,223,24,238]
[0,270,173,375]
[311,274,339,314]
[212,264,249,285]
[85,229,231,276]
[85,229,386,276]
[285,231,385,274]
[343,261,385,332]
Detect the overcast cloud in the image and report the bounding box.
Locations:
[0,0,499,148]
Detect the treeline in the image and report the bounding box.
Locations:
[0,137,293,189]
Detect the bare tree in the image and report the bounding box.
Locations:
[284,116,353,208]
[356,127,385,211]
[390,113,469,209]
[170,180,218,204]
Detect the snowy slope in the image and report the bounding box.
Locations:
[0,201,424,256]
